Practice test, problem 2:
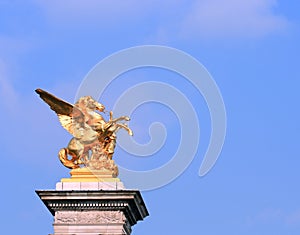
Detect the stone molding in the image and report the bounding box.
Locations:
[48,200,129,211]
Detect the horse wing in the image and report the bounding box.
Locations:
[35,88,86,138]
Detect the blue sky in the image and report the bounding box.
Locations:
[1,0,300,234]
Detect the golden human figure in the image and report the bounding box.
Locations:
[35,88,132,177]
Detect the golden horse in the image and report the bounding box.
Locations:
[36,89,132,169]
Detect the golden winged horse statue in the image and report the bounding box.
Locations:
[35,89,132,176]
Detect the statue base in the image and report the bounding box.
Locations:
[61,167,120,182]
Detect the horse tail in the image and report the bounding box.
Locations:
[58,148,79,169]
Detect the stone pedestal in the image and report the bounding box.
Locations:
[36,182,149,235]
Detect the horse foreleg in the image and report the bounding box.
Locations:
[116,123,133,136]
[111,116,130,123]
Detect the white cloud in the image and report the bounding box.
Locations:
[34,0,289,41]
[34,0,173,27]
[36,0,132,22]
[285,209,300,226]
[180,0,289,39]
[247,208,300,227]
[0,59,18,110]
[0,34,33,111]
[0,36,31,58]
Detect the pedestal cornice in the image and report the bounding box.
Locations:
[36,189,149,227]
